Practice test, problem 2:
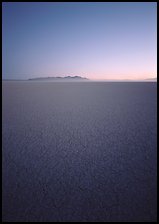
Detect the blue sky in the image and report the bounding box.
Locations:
[2,2,157,80]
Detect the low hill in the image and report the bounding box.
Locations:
[28,76,89,81]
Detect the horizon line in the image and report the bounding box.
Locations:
[2,78,157,82]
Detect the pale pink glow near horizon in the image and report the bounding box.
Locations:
[2,3,157,81]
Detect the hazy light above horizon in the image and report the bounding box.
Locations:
[2,2,157,80]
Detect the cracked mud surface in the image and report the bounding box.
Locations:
[2,82,157,222]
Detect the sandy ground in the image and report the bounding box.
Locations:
[2,82,157,222]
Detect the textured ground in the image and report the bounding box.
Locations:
[2,82,157,222]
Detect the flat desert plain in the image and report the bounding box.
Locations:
[2,81,157,222]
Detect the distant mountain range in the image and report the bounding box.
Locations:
[3,76,157,82]
[28,76,89,81]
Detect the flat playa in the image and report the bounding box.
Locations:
[2,81,157,222]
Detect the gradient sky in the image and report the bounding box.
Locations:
[2,2,157,80]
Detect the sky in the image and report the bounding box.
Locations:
[2,2,157,80]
